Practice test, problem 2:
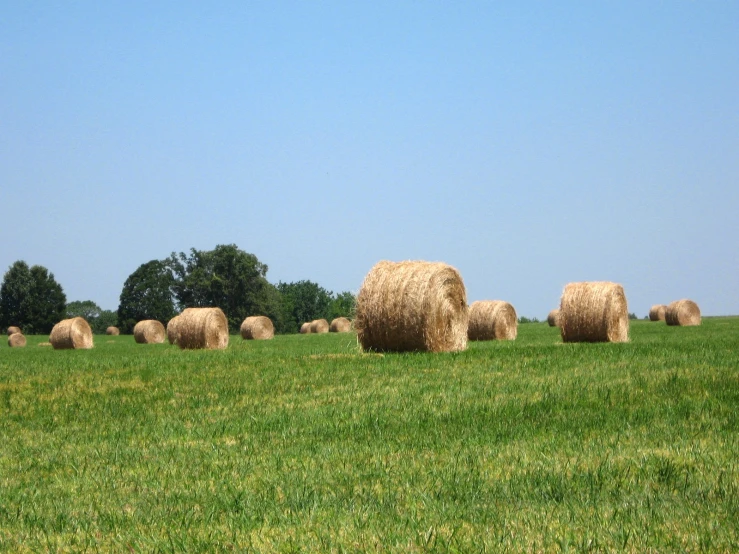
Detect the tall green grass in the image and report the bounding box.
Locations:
[0,318,737,552]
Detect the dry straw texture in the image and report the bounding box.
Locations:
[310,319,330,334]
[665,299,701,326]
[648,304,667,322]
[559,281,629,343]
[547,309,560,327]
[240,316,275,340]
[8,333,26,347]
[299,322,312,334]
[468,300,518,341]
[330,317,352,333]
[176,307,229,350]
[49,317,94,350]
[106,326,120,335]
[166,315,183,345]
[355,260,468,353]
[133,320,166,344]
[7,326,21,336]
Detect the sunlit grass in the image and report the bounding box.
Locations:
[0,318,737,551]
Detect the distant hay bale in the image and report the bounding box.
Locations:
[299,322,312,334]
[176,307,229,350]
[49,317,94,350]
[8,333,26,347]
[310,319,329,334]
[106,326,120,335]
[547,309,560,327]
[133,320,166,344]
[355,260,468,353]
[559,281,629,343]
[7,326,21,336]
[330,317,352,333]
[468,300,518,341]
[240,316,274,340]
[166,315,183,345]
[665,299,701,326]
[648,304,667,322]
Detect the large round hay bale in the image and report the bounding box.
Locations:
[240,316,274,340]
[310,319,329,334]
[166,315,183,345]
[49,317,94,350]
[8,333,26,347]
[133,320,166,344]
[547,309,560,327]
[7,326,21,336]
[330,317,352,333]
[559,281,629,343]
[105,326,120,336]
[468,300,518,341]
[299,322,312,334]
[176,307,229,350]
[665,299,701,326]
[355,260,468,353]
[648,304,667,322]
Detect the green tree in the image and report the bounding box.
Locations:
[117,260,177,334]
[330,291,356,320]
[0,261,66,334]
[67,300,118,334]
[276,280,334,333]
[169,244,280,332]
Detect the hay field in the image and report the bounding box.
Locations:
[0,318,737,551]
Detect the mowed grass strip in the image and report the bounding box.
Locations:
[0,319,737,552]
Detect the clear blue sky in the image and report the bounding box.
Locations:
[2,2,737,317]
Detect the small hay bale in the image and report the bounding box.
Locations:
[559,281,629,343]
[49,317,94,350]
[166,315,183,345]
[106,326,120,335]
[547,309,560,327]
[665,299,701,326]
[648,304,667,322]
[330,317,352,333]
[354,260,468,353]
[7,326,21,336]
[176,307,229,350]
[133,320,166,344]
[8,333,26,347]
[240,316,275,340]
[310,319,329,334]
[299,322,312,334]
[468,300,518,341]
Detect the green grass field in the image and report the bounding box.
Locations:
[1,318,737,552]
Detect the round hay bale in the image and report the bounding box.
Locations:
[7,326,21,336]
[354,260,468,353]
[310,319,329,334]
[166,315,183,345]
[176,307,229,350]
[330,317,352,333]
[299,322,312,334]
[665,299,701,326]
[547,309,560,327]
[648,304,667,322]
[133,320,166,344]
[8,333,26,347]
[468,300,518,341]
[49,317,94,350]
[559,281,629,343]
[240,316,275,340]
[105,326,120,336]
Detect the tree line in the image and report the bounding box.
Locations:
[0,244,355,335]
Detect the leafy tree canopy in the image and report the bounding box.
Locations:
[0,261,66,334]
[276,280,334,333]
[117,259,177,334]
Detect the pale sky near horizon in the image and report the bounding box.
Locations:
[1,2,737,318]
